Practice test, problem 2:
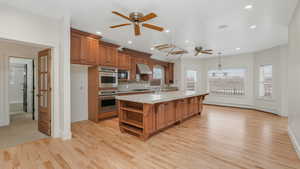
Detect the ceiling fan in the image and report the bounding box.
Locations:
[110,11,164,36]
[154,44,188,56]
[194,46,213,56]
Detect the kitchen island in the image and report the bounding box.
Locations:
[116,91,208,140]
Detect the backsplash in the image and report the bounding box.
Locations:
[118,81,151,92]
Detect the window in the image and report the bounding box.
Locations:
[153,65,164,84]
[208,68,246,96]
[186,70,197,91]
[259,65,272,98]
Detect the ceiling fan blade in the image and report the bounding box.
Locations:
[110,23,132,28]
[112,11,132,21]
[204,49,213,52]
[134,24,141,36]
[170,50,187,55]
[142,23,164,32]
[155,44,174,50]
[202,51,213,55]
[138,13,157,22]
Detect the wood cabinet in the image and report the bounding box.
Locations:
[176,99,188,120]
[117,52,131,70]
[99,42,119,67]
[118,94,208,140]
[71,28,101,65]
[122,48,152,80]
[165,102,176,126]
[156,104,166,130]
[165,63,174,84]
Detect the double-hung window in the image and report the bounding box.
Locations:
[259,65,273,98]
[186,70,197,91]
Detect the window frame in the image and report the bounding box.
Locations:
[258,64,273,100]
[207,67,247,98]
[186,69,198,91]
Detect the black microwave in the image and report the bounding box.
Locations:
[118,70,130,81]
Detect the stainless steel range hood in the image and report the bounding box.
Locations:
[137,64,152,75]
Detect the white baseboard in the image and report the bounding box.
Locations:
[204,101,279,115]
[60,130,72,140]
[288,127,300,159]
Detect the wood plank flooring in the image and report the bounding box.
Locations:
[0,105,299,169]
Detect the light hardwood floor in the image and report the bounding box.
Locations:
[0,105,299,169]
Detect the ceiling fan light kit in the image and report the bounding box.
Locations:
[110,11,164,36]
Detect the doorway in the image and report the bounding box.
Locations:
[9,57,34,119]
[0,40,52,149]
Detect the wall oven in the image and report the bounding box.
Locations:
[99,90,117,113]
[99,67,117,88]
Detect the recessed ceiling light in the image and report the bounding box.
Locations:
[244,5,253,10]
[236,48,241,50]
[96,31,102,35]
[165,29,170,33]
[218,25,229,29]
[128,40,132,44]
[185,40,189,43]
[250,25,257,29]
[150,47,154,50]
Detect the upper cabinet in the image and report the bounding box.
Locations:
[165,63,174,84]
[122,48,152,80]
[117,51,131,70]
[99,42,119,67]
[70,28,101,65]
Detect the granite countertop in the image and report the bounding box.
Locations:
[116,90,209,104]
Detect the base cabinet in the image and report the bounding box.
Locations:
[118,95,207,140]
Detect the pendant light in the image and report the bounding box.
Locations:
[212,52,226,77]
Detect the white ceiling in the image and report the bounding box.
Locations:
[1,0,298,60]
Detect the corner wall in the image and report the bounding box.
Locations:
[200,45,287,115]
[0,5,71,139]
[287,1,300,158]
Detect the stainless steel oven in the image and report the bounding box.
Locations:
[99,67,118,88]
[99,90,117,113]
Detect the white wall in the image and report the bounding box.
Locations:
[175,45,287,116]
[70,65,88,122]
[202,53,255,107]
[0,41,40,125]
[253,45,288,115]
[287,1,300,158]
[0,5,71,139]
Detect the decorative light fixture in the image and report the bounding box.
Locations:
[212,52,227,77]
[128,40,133,44]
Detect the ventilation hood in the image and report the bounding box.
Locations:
[137,64,152,75]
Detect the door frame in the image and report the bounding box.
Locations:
[8,56,34,116]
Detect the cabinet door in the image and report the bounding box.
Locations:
[165,102,175,125]
[169,63,174,84]
[117,53,131,70]
[100,45,117,66]
[130,57,137,80]
[156,104,166,130]
[71,33,84,64]
[85,37,99,65]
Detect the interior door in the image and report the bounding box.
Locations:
[38,49,51,136]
